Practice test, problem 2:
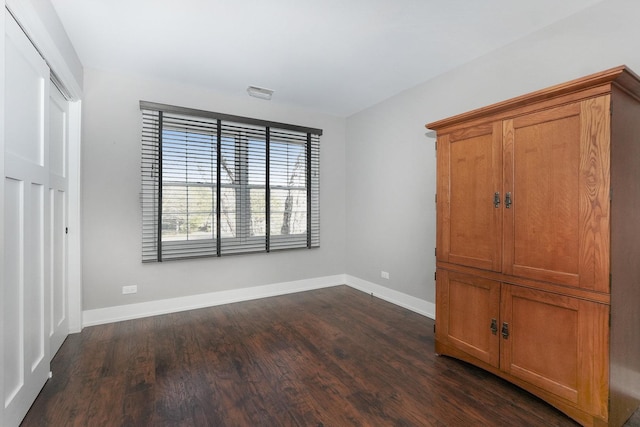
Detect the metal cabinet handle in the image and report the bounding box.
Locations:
[501,322,509,339]
[505,192,512,209]
[494,192,500,208]
[490,318,498,335]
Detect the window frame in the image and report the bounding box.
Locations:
[140,101,321,262]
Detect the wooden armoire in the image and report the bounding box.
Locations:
[427,66,640,427]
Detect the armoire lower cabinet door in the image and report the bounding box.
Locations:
[436,269,500,367]
[500,284,610,418]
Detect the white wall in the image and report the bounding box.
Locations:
[80,0,640,316]
[346,92,436,302]
[81,68,347,311]
[345,0,640,304]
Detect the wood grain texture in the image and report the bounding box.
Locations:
[436,261,612,304]
[449,131,495,264]
[608,85,640,427]
[437,122,503,271]
[431,66,640,426]
[579,95,611,293]
[436,133,451,262]
[19,285,616,427]
[507,102,582,286]
[501,285,581,405]
[437,269,500,367]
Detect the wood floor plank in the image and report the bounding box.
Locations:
[20,285,640,426]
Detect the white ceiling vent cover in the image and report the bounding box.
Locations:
[247,86,274,100]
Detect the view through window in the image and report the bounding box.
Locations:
[141,102,321,261]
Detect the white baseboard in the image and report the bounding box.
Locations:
[345,275,435,319]
[82,273,435,328]
[82,274,347,327]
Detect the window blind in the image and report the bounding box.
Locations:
[140,101,321,262]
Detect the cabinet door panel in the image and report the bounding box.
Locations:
[503,98,610,291]
[437,123,502,271]
[436,270,500,367]
[500,285,609,416]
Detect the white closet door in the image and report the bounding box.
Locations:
[48,85,69,356]
[3,12,51,427]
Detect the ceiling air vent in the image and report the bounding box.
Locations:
[247,86,274,100]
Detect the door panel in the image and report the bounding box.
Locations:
[3,178,24,405]
[5,40,44,167]
[49,86,69,356]
[503,99,610,290]
[437,122,502,271]
[500,284,609,416]
[3,13,51,427]
[436,269,500,367]
[49,87,66,178]
[27,183,46,369]
[501,285,579,403]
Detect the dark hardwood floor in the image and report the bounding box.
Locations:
[22,285,640,426]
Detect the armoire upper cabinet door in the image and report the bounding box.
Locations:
[502,97,610,291]
[437,122,503,272]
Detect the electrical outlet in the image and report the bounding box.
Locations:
[122,285,137,294]
[381,271,390,280]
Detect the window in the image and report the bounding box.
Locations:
[141,102,321,262]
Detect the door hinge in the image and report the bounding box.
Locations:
[434,247,437,257]
[434,271,437,281]
[435,193,437,203]
[65,227,69,234]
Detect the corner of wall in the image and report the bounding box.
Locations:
[345,275,435,319]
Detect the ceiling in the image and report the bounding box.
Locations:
[50,0,605,117]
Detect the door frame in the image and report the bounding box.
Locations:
[1,5,7,422]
